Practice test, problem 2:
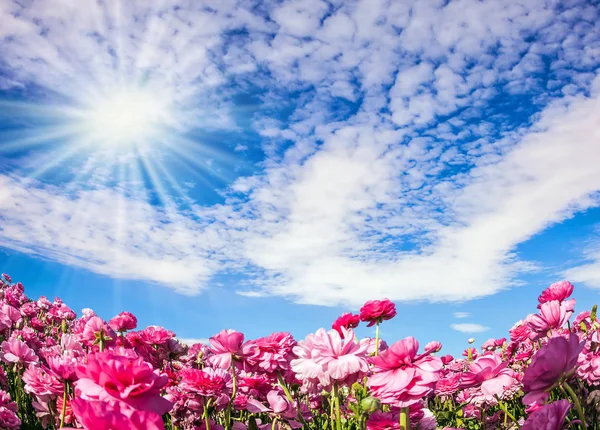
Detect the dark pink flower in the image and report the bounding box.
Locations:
[359,299,397,327]
[71,398,165,430]
[435,374,461,396]
[522,399,571,430]
[140,326,175,345]
[522,334,583,405]
[244,332,297,374]
[368,337,442,408]
[46,354,79,382]
[208,329,245,369]
[179,368,226,397]
[0,390,19,430]
[74,350,172,415]
[109,311,138,332]
[1,274,11,283]
[538,281,574,306]
[332,313,360,337]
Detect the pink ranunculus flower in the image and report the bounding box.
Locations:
[81,316,117,348]
[247,389,298,423]
[367,337,442,408]
[425,341,442,354]
[0,304,21,331]
[140,326,175,345]
[332,313,360,337]
[435,374,461,396]
[290,329,329,387]
[22,364,63,396]
[46,354,79,382]
[538,281,574,307]
[109,311,138,333]
[522,399,571,430]
[208,329,245,369]
[577,351,600,385]
[522,334,584,405]
[310,328,370,387]
[71,398,165,430]
[0,390,20,430]
[460,354,515,396]
[526,300,571,339]
[179,367,226,397]
[359,299,397,327]
[1,337,38,365]
[366,411,401,429]
[243,332,297,374]
[74,350,172,415]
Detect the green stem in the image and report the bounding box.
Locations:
[271,417,278,430]
[562,380,587,429]
[375,322,380,356]
[498,401,519,428]
[59,382,68,428]
[399,407,409,430]
[333,384,342,430]
[330,394,335,430]
[277,371,307,427]
[203,397,211,430]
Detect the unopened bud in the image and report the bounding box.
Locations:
[592,305,598,321]
[468,338,475,344]
[360,397,381,413]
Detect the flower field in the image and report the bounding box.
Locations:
[0,274,598,429]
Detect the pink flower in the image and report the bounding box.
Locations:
[81,316,117,348]
[460,354,515,396]
[22,364,63,396]
[424,341,442,354]
[247,390,298,421]
[140,326,175,345]
[578,351,600,385]
[332,313,360,337]
[71,398,165,430]
[179,368,226,397]
[0,390,20,430]
[538,281,574,307]
[244,332,297,374]
[1,274,11,283]
[1,337,38,365]
[0,304,21,331]
[208,329,245,369]
[526,301,571,339]
[367,337,442,408]
[294,328,370,387]
[522,334,584,405]
[366,411,401,429]
[359,299,397,327]
[46,354,79,382]
[435,374,461,396]
[109,311,138,332]
[74,350,172,415]
[522,399,571,430]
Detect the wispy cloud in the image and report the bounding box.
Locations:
[451,323,490,334]
[453,312,471,319]
[0,0,599,307]
[178,338,210,346]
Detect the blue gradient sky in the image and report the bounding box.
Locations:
[1,0,600,356]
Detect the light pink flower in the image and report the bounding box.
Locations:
[22,364,63,396]
[46,354,79,382]
[332,313,360,337]
[425,341,442,354]
[81,316,117,348]
[74,350,172,415]
[1,337,38,365]
[359,299,397,327]
[460,354,515,396]
[0,304,21,331]
[208,329,245,369]
[522,334,583,405]
[109,311,138,332]
[71,398,165,430]
[578,351,600,385]
[297,328,370,387]
[368,337,442,408]
[522,399,571,430]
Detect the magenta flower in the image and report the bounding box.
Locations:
[359,299,397,327]
[332,313,360,337]
[140,326,175,345]
[368,337,442,408]
[74,350,172,415]
[244,332,297,374]
[460,354,515,396]
[109,311,138,333]
[522,334,584,405]
[179,368,226,397]
[46,354,79,382]
[526,301,571,339]
[81,316,117,348]
[366,411,401,429]
[522,399,571,430]
[0,390,19,430]
[208,329,245,369]
[22,364,63,396]
[1,337,38,365]
[1,274,11,283]
[71,398,165,430]
[538,281,575,307]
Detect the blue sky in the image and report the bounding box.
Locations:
[1,0,600,356]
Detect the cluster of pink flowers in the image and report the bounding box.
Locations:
[0,273,599,429]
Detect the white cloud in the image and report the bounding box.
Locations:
[178,338,210,346]
[0,0,599,308]
[451,323,490,334]
[453,312,471,319]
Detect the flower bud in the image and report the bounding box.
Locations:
[468,338,475,344]
[360,397,381,413]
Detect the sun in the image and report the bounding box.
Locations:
[78,88,170,148]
